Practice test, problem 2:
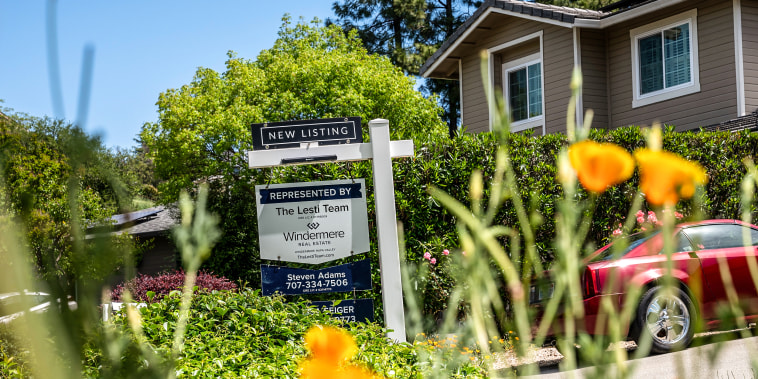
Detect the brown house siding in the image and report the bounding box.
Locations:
[580,28,609,129]
[743,0,758,112]
[138,236,179,276]
[461,51,487,133]
[543,26,575,134]
[459,14,574,134]
[607,0,737,131]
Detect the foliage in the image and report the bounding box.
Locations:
[411,248,465,327]
[412,128,758,321]
[329,0,482,134]
[0,324,31,377]
[405,70,758,376]
[141,121,758,323]
[111,141,161,208]
[140,18,448,320]
[110,270,238,302]
[82,288,486,378]
[0,111,136,284]
[330,0,428,71]
[140,17,446,200]
[0,176,222,379]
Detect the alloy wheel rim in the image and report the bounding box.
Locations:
[644,293,690,345]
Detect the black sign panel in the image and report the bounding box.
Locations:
[258,182,363,204]
[251,117,362,150]
[261,259,372,296]
[310,299,375,323]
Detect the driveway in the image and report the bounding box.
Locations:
[521,333,758,379]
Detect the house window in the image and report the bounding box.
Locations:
[631,10,699,108]
[503,53,544,131]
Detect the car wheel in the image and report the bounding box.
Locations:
[633,285,696,354]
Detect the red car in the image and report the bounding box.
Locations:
[534,219,758,353]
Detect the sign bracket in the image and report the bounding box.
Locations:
[280,155,338,165]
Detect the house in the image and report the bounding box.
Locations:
[88,206,179,276]
[420,0,757,134]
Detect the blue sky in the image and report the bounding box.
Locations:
[1,1,336,149]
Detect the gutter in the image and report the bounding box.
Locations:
[574,0,688,29]
[422,0,688,78]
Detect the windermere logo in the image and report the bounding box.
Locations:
[283,230,346,241]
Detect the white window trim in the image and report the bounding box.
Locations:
[487,31,544,134]
[502,53,545,132]
[630,9,700,108]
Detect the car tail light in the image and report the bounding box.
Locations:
[582,267,601,298]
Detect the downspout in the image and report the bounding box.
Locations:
[734,0,746,116]
[606,29,613,129]
[573,26,584,130]
[459,59,464,128]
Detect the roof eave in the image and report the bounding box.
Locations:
[592,0,687,28]
[421,7,576,78]
[421,0,689,78]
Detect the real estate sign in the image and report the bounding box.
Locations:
[260,259,372,296]
[309,299,374,323]
[255,179,370,264]
[250,117,362,150]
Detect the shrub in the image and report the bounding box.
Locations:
[196,127,758,324]
[110,270,237,302]
[0,324,31,378]
[83,288,486,378]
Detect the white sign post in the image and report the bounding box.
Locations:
[248,119,411,342]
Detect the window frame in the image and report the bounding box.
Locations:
[679,223,758,251]
[630,9,700,108]
[502,53,545,132]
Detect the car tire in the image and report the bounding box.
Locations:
[631,285,696,354]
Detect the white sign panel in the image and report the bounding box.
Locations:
[255,179,370,264]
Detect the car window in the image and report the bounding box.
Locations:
[681,224,752,250]
[674,232,694,252]
[591,231,659,262]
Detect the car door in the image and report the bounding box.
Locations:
[681,223,758,317]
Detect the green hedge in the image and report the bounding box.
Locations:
[201,127,758,322]
[79,289,485,378]
[403,126,758,255]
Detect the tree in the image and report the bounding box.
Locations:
[141,17,445,202]
[0,110,133,286]
[329,0,480,136]
[139,18,447,282]
[112,141,160,206]
[330,0,427,71]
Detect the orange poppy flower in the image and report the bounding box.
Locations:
[568,140,635,193]
[299,358,378,379]
[304,325,358,364]
[300,326,383,379]
[634,149,707,205]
